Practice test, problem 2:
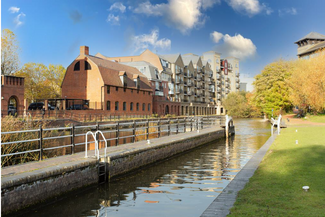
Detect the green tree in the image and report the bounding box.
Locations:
[252,60,293,118]
[1,29,20,75]
[15,63,66,101]
[223,91,252,118]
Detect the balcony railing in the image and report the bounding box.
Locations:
[155,91,164,96]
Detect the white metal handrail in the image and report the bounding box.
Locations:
[85,131,98,159]
[95,130,107,159]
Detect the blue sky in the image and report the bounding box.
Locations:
[2,0,325,90]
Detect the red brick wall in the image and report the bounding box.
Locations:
[104,86,153,115]
[1,76,25,116]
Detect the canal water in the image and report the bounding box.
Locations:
[17,119,270,217]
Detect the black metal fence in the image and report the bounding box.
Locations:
[1,116,225,167]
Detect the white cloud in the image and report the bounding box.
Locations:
[210,31,224,43]
[109,2,126,13]
[226,0,272,16]
[14,12,26,27]
[106,14,120,25]
[226,0,262,16]
[222,34,256,59]
[133,1,166,16]
[211,32,256,60]
[131,29,171,53]
[9,6,20,13]
[133,0,219,34]
[278,7,297,16]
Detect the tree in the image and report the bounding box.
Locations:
[15,63,66,101]
[1,29,20,75]
[252,60,293,118]
[289,50,325,113]
[223,91,252,118]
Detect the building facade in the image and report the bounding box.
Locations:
[62,46,153,116]
[295,32,325,59]
[1,75,25,116]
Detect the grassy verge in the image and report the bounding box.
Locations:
[305,114,325,123]
[228,126,325,217]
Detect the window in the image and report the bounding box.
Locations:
[136,103,139,111]
[85,61,91,70]
[107,86,110,94]
[106,101,111,110]
[116,87,118,91]
[74,61,80,71]
[130,102,133,111]
[123,102,126,111]
[142,103,145,111]
[115,101,119,111]
[148,103,151,111]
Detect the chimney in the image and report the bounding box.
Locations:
[80,46,89,55]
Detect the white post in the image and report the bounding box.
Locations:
[277,114,282,135]
[225,115,229,138]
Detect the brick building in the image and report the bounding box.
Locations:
[1,75,25,116]
[61,46,153,116]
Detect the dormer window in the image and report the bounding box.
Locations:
[119,71,127,88]
[85,61,91,70]
[133,75,140,89]
[74,61,80,71]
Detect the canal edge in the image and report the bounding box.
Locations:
[201,134,278,217]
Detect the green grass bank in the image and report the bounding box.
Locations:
[228,125,325,217]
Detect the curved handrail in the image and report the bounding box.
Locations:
[271,114,282,135]
[94,130,107,158]
[85,131,97,159]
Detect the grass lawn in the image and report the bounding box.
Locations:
[228,125,325,217]
[305,114,325,123]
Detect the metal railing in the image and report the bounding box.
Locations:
[1,116,225,166]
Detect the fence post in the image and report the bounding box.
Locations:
[158,119,161,138]
[133,121,136,143]
[184,118,186,133]
[201,117,203,130]
[71,124,75,154]
[39,125,43,161]
[191,117,193,132]
[196,117,199,130]
[168,118,171,136]
[176,118,179,134]
[146,119,149,140]
[96,122,99,148]
[116,122,119,146]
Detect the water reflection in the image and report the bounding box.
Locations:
[14,119,270,217]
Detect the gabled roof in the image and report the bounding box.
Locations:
[295,32,325,43]
[87,55,152,91]
[159,54,180,63]
[120,61,160,81]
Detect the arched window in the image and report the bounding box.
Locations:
[115,101,119,111]
[85,61,91,70]
[130,102,133,111]
[123,102,126,111]
[106,101,111,110]
[142,103,145,111]
[136,103,139,111]
[74,61,80,71]
[148,103,151,111]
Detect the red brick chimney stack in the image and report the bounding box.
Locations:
[80,46,89,55]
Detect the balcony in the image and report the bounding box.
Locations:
[217,94,221,100]
[236,72,240,77]
[155,91,164,96]
[217,87,221,92]
[168,90,175,95]
[236,78,240,83]
[236,84,240,89]
[176,69,181,74]
[216,74,221,80]
[184,81,187,86]
[176,79,181,84]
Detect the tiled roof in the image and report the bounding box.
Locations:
[87,55,152,91]
[295,32,325,43]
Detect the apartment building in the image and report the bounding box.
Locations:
[62,46,153,115]
[201,51,240,114]
[100,50,216,116]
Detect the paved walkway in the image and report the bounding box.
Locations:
[2,126,223,186]
[201,134,277,217]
